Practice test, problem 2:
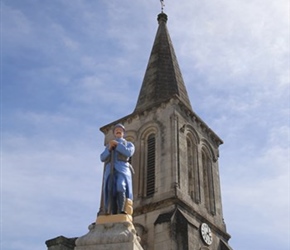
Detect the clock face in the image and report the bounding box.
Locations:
[200,223,213,245]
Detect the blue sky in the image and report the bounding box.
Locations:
[1,0,289,249]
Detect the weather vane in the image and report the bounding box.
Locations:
[160,0,165,12]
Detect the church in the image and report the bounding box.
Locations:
[46,10,232,250]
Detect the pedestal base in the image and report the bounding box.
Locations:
[75,221,143,250]
[96,214,133,224]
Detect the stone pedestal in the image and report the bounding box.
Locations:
[46,236,77,250]
[75,220,143,250]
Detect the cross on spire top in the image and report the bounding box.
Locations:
[160,0,165,13]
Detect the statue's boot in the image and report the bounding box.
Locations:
[117,192,126,214]
[112,196,118,214]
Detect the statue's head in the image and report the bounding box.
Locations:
[113,123,125,138]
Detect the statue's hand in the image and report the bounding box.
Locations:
[109,140,118,150]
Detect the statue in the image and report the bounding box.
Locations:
[100,124,135,215]
[76,124,140,248]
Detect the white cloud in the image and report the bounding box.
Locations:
[2,128,103,249]
[220,119,289,249]
[167,0,289,87]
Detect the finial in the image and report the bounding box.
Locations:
[160,0,165,13]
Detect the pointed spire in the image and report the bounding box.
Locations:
[134,12,192,113]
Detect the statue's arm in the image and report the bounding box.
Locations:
[100,146,111,162]
[115,142,135,158]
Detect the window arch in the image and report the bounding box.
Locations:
[137,123,159,199]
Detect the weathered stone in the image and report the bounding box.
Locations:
[75,222,143,250]
[45,236,77,250]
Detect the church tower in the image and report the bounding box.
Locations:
[99,12,232,250]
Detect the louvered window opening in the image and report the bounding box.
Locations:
[187,138,193,196]
[202,152,216,215]
[146,134,156,197]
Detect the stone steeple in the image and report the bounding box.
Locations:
[134,12,192,113]
[46,10,232,250]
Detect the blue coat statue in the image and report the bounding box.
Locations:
[100,124,135,214]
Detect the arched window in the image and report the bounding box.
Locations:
[202,150,216,215]
[187,135,200,203]
[146,133,156,197]
[187,138,193,196]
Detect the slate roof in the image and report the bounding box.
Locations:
[134,12,193,113]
